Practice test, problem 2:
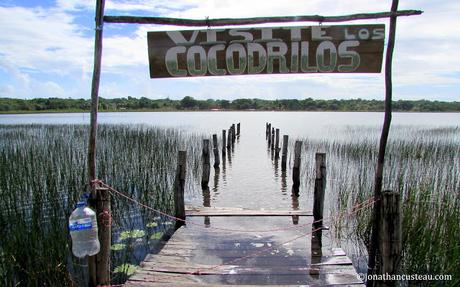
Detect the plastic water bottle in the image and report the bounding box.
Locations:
[69,201,100,258]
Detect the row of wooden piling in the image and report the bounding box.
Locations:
[266,123,326,227]
[174,123,401,281]
[202,123,240,188]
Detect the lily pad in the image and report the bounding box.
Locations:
[111,243,126,251]
[150,231,163,240]
[119,229,146,240]
[146,222,158,228]
[113,263,137,276]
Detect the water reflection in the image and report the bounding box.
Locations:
[280,170,288,194]
[203,187,211,227]
[310,229,323,278]
[291,192,299,225]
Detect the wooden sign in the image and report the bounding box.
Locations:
[147,25,385,78]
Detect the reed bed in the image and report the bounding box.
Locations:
[0,124,203,286]
[298,126,460,285]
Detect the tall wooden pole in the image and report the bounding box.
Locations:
[88,0,105,286]
[367,0,399,285]
[175,151,187,228]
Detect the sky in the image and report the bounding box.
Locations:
[0,0,459,101]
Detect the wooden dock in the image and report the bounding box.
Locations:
[125,208,364,286]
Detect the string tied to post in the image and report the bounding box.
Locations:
[205,16,210,29]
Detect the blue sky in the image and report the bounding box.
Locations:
[0,0,459,101]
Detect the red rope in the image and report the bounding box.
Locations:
[97,179,375,234]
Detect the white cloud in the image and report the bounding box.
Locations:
[0,6,92,75]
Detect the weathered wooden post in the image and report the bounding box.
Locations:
[268,123,272,145]
[275,128,280,158]
[174,151,186,228]
[87,0,106,285]
[222,129,226,156]
[376,190,401,287]
[292,140,302,189]
[202,139,210,188]
[265,123,269,139]
[212,134,220,168]
[368,1,401,282]
[227,128,231,149]
[237,123,240,136]
[271,127,275,150]
[231,124,236,144]
[313,153,326,229]
[95,185,110,285]
[281,135,288,171]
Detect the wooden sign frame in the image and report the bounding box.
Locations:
[86,1,422,286]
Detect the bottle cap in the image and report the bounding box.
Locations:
[76,201,86,208]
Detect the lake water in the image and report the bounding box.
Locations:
[1,111,458,210]
[1,111,458,280]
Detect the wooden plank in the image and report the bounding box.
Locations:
[185,206,312,217]
[127,270,363,286]
[140,261,357,275]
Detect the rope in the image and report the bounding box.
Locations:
[91,179,376,284]
[95,179,375,234]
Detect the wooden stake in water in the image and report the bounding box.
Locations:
[271,127,275,150]
[212,134,220,168]
[237,123,240,136]
[275,128,280,158]
[281,135,288,171]
[313,153,326,229]
[292,140,302,188]
[231,124,236,144]
[222,129,226,156]
[175,151,186,228]
[378,190,401,287]
[227,128,231,149]
[267,123,272,145]
[265,123,269,139]
[202,139,210,188]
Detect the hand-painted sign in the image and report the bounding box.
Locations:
[147,25,385,78]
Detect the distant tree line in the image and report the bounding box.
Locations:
[1,96,459,113]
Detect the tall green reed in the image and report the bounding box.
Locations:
[0,124,203,286]
[299,126,460,284]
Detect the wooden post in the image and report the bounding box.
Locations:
[96,186,111,285]
[267,123,272,145]
[227,128,231,149]
[222,130,226,156]
[368,1,399,283]
[175,151,186,228]
[275,128,280,158]
[313,153,326,229]
[281,135,288,171]
[88,0,105,286]
[202,139,210,188]
[271,128,275,150]
[377,190,401,287]
[237,123,240,136]
[231,124,236,144]
[212,134,220,168]
[292,140,302,188]
[265,123,269,139]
